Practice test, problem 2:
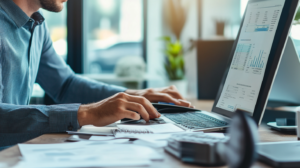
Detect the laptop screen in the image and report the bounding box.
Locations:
[215,0,286,113]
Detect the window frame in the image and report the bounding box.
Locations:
[66,0,147,74]
[67,0,84,74]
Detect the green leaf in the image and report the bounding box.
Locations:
[166,41,182,56]
[161,36,185,80]
[160,36,172,43]
[295,8,300,21]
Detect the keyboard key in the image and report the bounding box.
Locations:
[164,112,228,129]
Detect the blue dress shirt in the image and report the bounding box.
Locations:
[0,0,126,150]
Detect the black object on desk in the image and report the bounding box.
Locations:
[258,141,300,168]
[152,103,199,113]
[196,40,234,99]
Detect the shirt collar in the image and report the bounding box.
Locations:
[0,0,44,28]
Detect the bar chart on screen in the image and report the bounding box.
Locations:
[250,50,265,68]
[246,50,267,75]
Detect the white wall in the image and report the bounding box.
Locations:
[146,0,199,94]
[181,0,199,98]
[146,0,167,88]
[182,0,241,98]
[201,0,241,39]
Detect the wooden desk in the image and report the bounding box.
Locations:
[0,100,298,168]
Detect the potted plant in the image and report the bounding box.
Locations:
[291,7,300,44]
[162,0,189,97]
[294,7,300,25]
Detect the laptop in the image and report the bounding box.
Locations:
[159,0,299,132]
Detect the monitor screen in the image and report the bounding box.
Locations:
[215,0,286,113]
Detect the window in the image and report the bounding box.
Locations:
[84,0,144,74]
[240,0,248,17]
[291,6,300,55]
[41,4,68,61]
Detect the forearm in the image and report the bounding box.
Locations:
[54,74,127,104]
[0,103,80,133]
[0,103,80,147]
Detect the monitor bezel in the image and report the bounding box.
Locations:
[211,0,299,125]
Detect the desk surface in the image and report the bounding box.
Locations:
[0,100,298,168]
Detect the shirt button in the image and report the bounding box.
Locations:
[68,123,73,131]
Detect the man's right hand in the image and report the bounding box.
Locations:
[77,92,160,127]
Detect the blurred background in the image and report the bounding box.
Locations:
[31,0,300,104]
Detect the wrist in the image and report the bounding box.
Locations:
[77,105,89,127]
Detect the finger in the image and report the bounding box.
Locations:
[149,93,182,105]
[168,85,178,91]
[126,95,159,118]
[165,90,184,99]
[121,110,141,120]
[125,102,150,121]
[156,94,191,108]
[177,99,192,107]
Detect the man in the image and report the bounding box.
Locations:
[0,0,191,150]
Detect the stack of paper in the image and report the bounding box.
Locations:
[65,123,225,149]
[67,125,116,135]
[114,123,184,137]
[67,135,118,142]
[14,142,163,168]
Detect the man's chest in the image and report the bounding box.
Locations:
[0,25,44,75]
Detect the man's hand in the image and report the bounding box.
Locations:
[125,85,192,107]
[77,92,160,127]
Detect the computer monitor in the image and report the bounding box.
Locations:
[210,0,299,124]
[269,37,300,105]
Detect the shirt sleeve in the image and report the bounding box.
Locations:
[36,22,126,104]
[0,103,80,147]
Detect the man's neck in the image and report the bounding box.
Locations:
[12,0,40,17]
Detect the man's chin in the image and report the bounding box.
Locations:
[40,0,65,13]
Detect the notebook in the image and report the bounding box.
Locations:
[67,125,116,136]
[67,123,184,137]
[113,124,184,138]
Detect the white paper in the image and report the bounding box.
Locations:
[14,159,150,168]
[16,142,163,168]
[115,132,170,139]
[89,135,115,141]
[0,163,7,168]
[68,125,117,136]
[117,123,184,134]
[131,132,225,148]
[206,133,225,138]
[133,140,168,148]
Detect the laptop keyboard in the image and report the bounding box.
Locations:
[164,112,228,129]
